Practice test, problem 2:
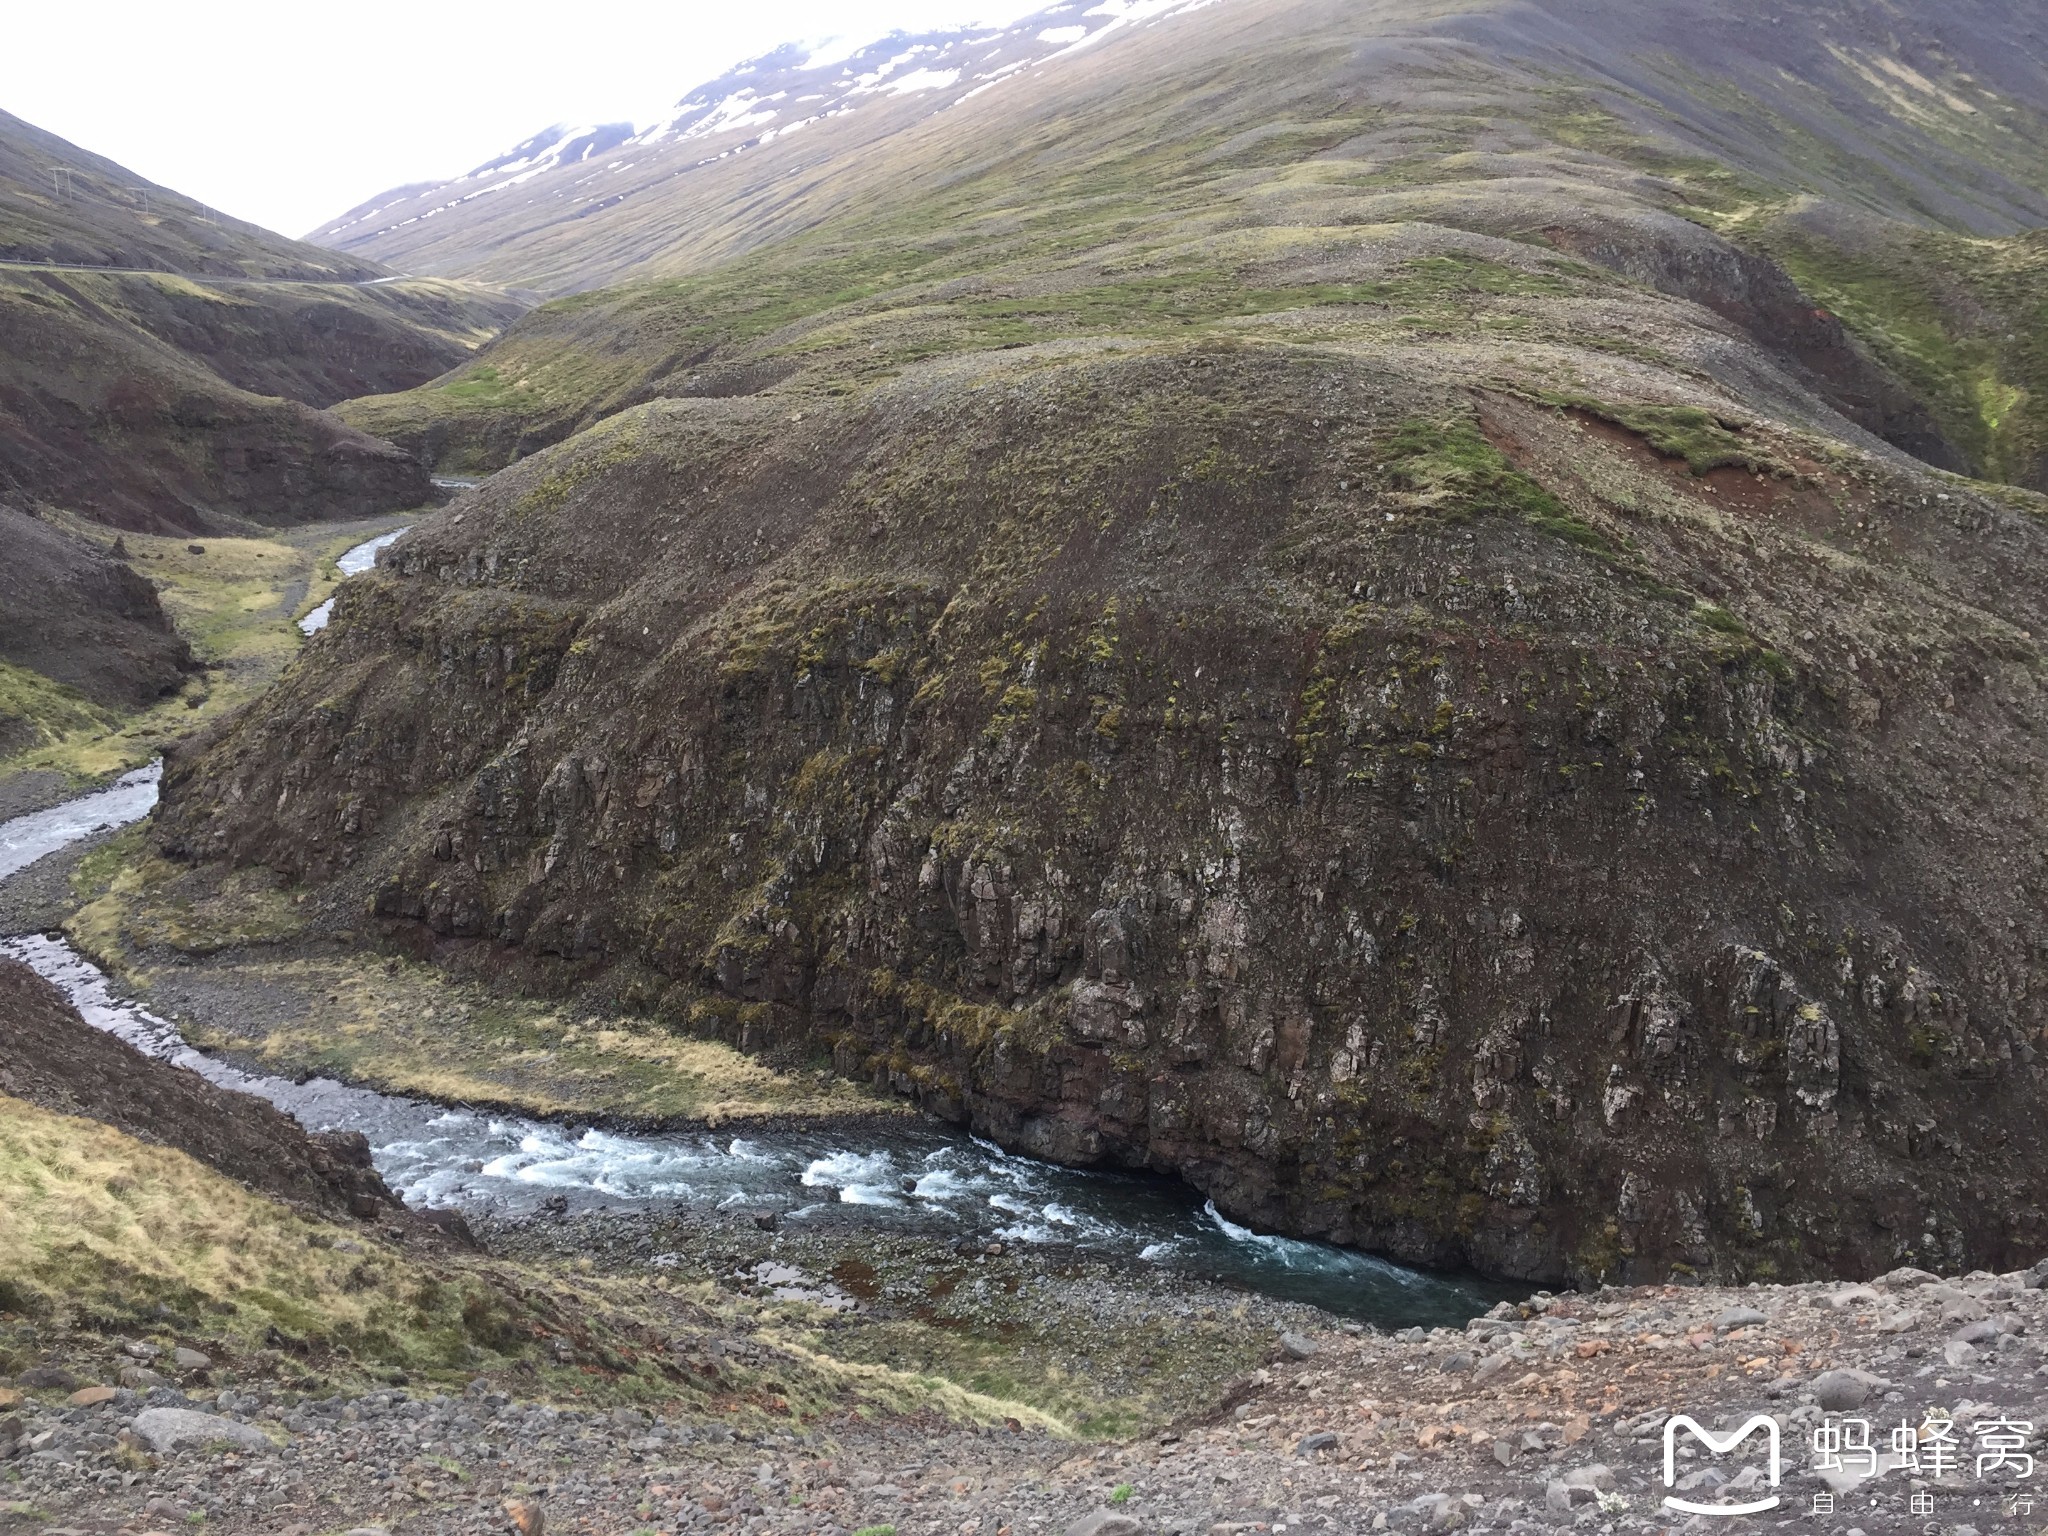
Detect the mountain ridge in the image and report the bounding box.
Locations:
[0,105,382,280]
[307,0,1243,293]
[307,0,2048,301]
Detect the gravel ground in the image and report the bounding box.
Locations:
[7,1260,2048,1536]
[0,828,120,938]
[0,771,83,826]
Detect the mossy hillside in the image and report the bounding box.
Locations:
[153,336,2041,1286]
[331,43,1712,479]
[1744,216,2048,487]
[0,112,383,280]
[1527,396,1770,477]
[321,0,2048,302]
[2,270,519,410]
[154,5,2048,1288]
[319,0,2048,485]
[1536,38,2048,235]
[0,660,113,759]
[0,273,435,534]
[340,225,1614,474]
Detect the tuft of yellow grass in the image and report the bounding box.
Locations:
[0,1091,411,1339]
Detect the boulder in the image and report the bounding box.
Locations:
[1811,1368,1885,1411]
[1545,1481,1598,1512]
[1277,1331,1319,1360]
[1715,1306,1769,1330]
[1065,1513,1144,1536]
[131,1407,271,1454]
[1473,1351,1517,1384]
[1879,1267,1940,1289]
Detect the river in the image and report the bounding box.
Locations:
[297,528,408,634]
[1,531,1519,1330]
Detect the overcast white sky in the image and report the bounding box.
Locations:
[2,0,1042,240]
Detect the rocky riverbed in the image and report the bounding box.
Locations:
[7,1256,2048,1535]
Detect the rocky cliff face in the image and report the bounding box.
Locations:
[140,0,2048,1292]
[156,338,2048,1288]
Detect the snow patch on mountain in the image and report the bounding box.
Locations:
[309,0,1236,250]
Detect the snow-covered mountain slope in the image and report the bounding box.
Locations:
[308,0,1227,292]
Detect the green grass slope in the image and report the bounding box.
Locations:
[310,0,2048,299]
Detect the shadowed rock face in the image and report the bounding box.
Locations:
[1527,209,1965,472]
[0,958,398,1220]
[156,338,2048,1287]
[0,507,194,720]
[0,272,446,534]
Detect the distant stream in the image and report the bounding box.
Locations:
[0,531,1516,1329]
[297,528,407,634]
